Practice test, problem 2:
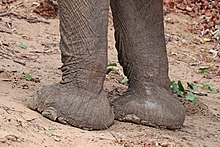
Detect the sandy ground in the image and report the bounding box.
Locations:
[0,0,220,147]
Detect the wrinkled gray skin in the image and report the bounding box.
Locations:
[27,0,185,130]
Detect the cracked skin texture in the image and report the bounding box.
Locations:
[27,0,185,130]
[28,84,114,130]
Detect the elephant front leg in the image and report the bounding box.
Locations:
[27,0,114,130]
[110,0,185,129]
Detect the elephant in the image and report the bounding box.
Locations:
[27,0,185,130]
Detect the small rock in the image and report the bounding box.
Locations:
[0,69,4,73]
[186,6,193,12]
[181,39,187,44]
[53,136,61,142]
[213,30,220,40]
[216,69,220,76]
[209,49,218,58]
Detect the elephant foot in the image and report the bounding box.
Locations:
[112,84,185,129]
[27,84,114,130]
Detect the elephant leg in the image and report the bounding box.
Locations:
[27,0,114,130]
[110,0,185,129]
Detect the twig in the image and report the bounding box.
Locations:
[0,104,14,114]
[0,29,12,34]
[0,11,11,17]
[0,49,26,66]
[166,33,173,45]
[192,92,208,96]
[12,12,50,24]
[13,59,26,66]
[0,51,11,59]
[181,51,199,62]
[0,134,23,142]
[27,18,50,24]
[101,120,120,143]
[0,11,50,24]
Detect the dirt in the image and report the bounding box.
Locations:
[0,0,220,147]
